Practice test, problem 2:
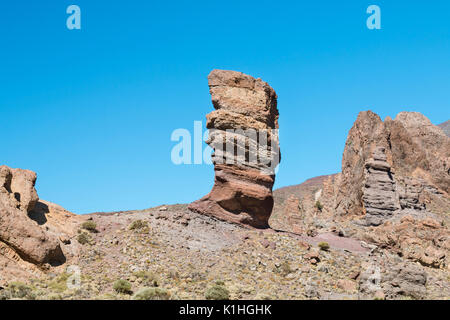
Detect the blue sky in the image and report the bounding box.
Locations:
[0,1,449,214]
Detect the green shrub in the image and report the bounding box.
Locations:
[315,201,324,212]
[113,279,132,294]
[129,220,148,230]
[279,261,293,276]
[81,221,97,232]
[167,268,179,280]
[6,282,35,300]
[0,291,8,301]
[318,242,330,251]
[132,287,170,300]
[48,272,71,292]
[77,232,91,245]
[205,284,230,300]
[46,293,63,300]
[133,271,159,287]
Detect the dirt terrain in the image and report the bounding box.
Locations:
[1,201,447,300]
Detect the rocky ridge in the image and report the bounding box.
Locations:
[0,165,82,286]
[438,120,450,137]
[336,111,449,223]
[271,111,449,273]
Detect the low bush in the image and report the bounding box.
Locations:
[77,232,91,245]
[279,261,293,276]
[5,282,35,300]
[132,287,170,300]
[315,201,324,212]
[133,271,159,287]
[81,221,97,232]
[129,220,148,230]
[318,242,330,251]
[113,279,132,294]
[205,283,230,300]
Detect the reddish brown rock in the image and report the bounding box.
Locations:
[335,111,450,225]
[189,70,280,228]
[356,215,449,269]
[0,166,65,266]
[270,174,338,233]
[337,279,357,292]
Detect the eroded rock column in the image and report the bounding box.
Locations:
[362,147,400,226]
[188,70,280,228]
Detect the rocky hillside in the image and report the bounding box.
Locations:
[0,70,449,300]
[439,120,450,137]
[2,201,449,300]
[0,166,83,285]
[271,111,449,265]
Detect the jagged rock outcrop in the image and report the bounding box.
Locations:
[188,70,280,228]
[335,111,450,225]
[0,166,68,267]
[359,215,449,269]
[439,120,450,137]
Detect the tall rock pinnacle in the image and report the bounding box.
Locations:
[335,110,450,225]
[188,70,281,228]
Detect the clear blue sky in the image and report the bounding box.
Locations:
[1,1,449,214]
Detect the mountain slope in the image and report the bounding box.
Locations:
[438,120,450,137]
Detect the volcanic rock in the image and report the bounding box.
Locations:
[0,166,67,266]
[188,70,280,228]
[359,260,428,299]
[335,111,450,225]
[438,120,450,137]
[362,147,401,226]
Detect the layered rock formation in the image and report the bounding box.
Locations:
[362,147,400,226]
[335,111,450,225]
[188,70,280,228]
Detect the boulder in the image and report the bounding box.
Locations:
[0,165,64,265]
[359,260,428,299]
